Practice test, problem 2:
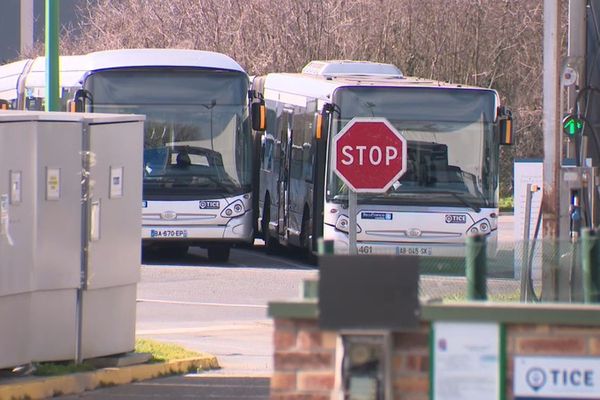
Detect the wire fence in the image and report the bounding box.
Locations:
[417,238,597,304]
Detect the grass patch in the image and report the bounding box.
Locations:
[135,338,203,362]
[32,339,202,376]
[34,361,96,376]
[441,289,521,303]
[499,196,514,212]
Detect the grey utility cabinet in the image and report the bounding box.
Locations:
[0,111,144,368]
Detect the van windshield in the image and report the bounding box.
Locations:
[327,86,498,209]
[85,68,252,200]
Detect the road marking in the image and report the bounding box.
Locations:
[232,248,316,270]
[136,322,272,335]
[137,298,268,309]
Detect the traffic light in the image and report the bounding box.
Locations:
[562,114,584,137]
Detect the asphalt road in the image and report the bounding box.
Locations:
[136,245,317,377]
[60,376,270,400]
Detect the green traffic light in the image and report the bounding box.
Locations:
[563,115,583,136]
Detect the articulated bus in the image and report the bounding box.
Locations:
[252,60,512,258]
[0,49,265,261]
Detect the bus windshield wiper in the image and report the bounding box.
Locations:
[199,175,238,193]
[378,189,482,212]
[430,191,481,213]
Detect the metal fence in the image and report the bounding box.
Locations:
[417,232,600,304]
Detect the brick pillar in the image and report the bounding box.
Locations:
[271,318,337,400]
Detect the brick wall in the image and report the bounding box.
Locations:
[271,317,600,400]
[271,318,338,400]
[392,326,430,400]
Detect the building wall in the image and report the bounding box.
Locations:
[271,315,600,400]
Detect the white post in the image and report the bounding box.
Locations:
[349,190,357,255]
[541,0,562,300]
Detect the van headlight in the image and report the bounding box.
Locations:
[467,218,491,235]
[221,200,245,218]
[335,215,362,234]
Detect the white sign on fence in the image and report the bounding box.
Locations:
[514,356,600,399]
[513,159,543,280]
[433,321,501,400]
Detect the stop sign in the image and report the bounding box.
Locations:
[333,118,407,192]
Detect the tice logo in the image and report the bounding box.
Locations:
[199,200,220,209]
[526,367,547,392]
[445,214,467,224]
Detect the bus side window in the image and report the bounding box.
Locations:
[276,110,291,174]
[262,133,274,171]
[291,108,305,180]
[266,108,277,171]
[302,105,317,182]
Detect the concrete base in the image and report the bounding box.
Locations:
[87,352,152,368]
[31,289,77,363]
[0,292,31,369]
[82,284,137,360]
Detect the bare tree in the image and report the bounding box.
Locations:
[23,0,556,196]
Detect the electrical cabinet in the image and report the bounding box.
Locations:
[0,111,144,367]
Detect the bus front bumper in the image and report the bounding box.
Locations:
[141,213,253,244]
[323,225,497,258]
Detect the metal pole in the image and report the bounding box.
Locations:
[76,122,91,364]
[581,228,600,303]
[20,0,34,54]
[567,0,586,110]
[348,190,357,255]
[541,0,562,301]
[466,234,487,301]
[45,0,60,111]
[520,184,534,301]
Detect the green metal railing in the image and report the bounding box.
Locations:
[313,234,600,304]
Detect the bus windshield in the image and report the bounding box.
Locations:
[327,86,498,209]
[85,68,252,199]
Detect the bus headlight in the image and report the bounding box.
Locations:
[221,200,245,218]
[467,218,491,235]
[335,215,362,234]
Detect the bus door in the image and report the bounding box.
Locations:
[277,110,293,238]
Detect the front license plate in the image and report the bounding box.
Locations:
[397,246,432,256]
[150,229,188,238]
[356,245,433,256]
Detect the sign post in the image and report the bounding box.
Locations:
[349,191,358,254]
[332,118,407,254]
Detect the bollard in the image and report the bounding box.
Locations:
[581,228,600,303]
[466,234,487,300]
[302,279,319,299]
[317,238,334,255]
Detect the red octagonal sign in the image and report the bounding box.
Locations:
[333,118,407,193]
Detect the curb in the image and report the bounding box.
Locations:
[0,355,219,400]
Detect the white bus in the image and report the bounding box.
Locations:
[0,49,265,261]
[253,60,512,258]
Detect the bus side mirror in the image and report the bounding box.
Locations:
[316,103,335,140]
[315,113,324,140]
[70,89,93,112]
[251,99,266,132]
[498,106,513,145]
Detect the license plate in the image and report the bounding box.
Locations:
[397,246,432,256]
[356,245,432,256]
[150,229,188,238]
